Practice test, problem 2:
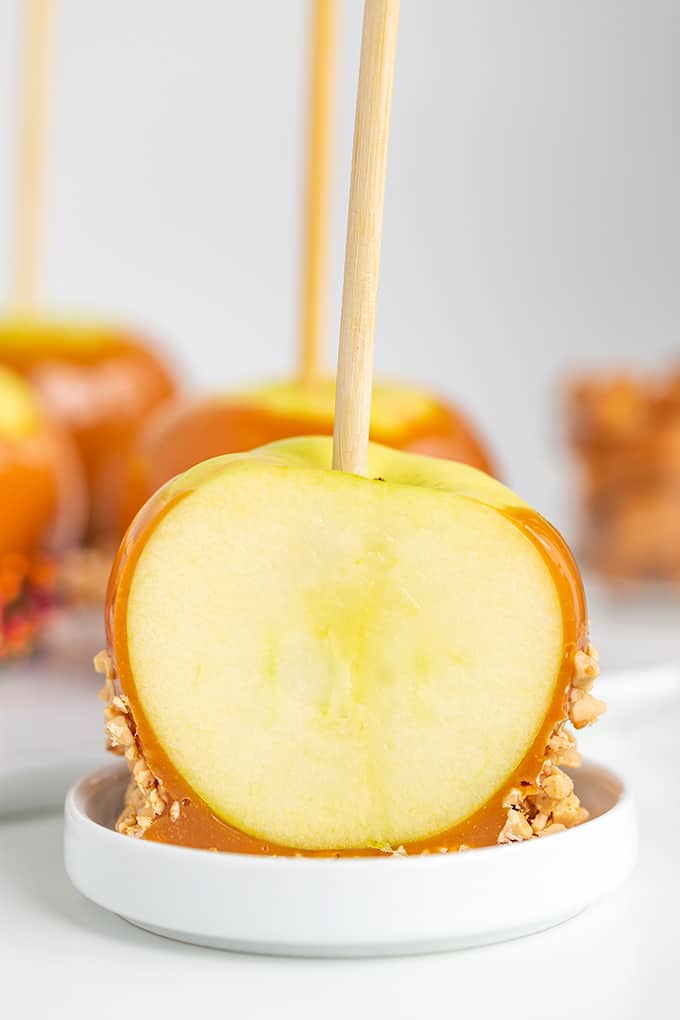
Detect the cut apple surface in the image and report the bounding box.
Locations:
[107,437,588,853]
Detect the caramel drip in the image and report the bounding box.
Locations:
[107,488,586,855]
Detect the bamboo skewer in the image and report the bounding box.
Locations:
[298,0,339,387]
[12,0,53,313]
[332,0,400,475]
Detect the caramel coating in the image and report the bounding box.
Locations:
[0,369,85,656]
[0,407,82,557]
[0,322,177,545]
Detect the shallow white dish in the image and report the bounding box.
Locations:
[0,609,108,816]
[64,759,636,957]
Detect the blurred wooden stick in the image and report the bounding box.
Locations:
[298,0,339,386]
[12,0,53,312]
[332,0,399,475]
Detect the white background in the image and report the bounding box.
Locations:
[0,1,679,527]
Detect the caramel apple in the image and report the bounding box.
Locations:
[0,319,177,546]
[0,364,85,658]
[121,379,495,530]
[99,0,601,858]
[100,437,603,853]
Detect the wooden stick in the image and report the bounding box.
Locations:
[332,0,399,475]
[12,0,53,312]
[298,0,339,387]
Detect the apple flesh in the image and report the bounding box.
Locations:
[0,318,177,545]
[108,437,585,852]
[120,378,495,531]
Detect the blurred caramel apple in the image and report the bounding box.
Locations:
[0,318,177,546]
[566,368,680,586]
[121,378,495,529]
[0,364,85,658]
[101,437,602,855]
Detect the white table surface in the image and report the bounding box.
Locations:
[1,593,679,1020]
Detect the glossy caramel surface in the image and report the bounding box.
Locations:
[0,402,78,655]
[0,321,177,544]
[107,459,586,856]
[0,437,58,557]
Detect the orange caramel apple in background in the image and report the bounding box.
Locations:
[121,378,496,529]
[0,364,85,658]
[0,320,178,546]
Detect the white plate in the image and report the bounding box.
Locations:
[0,609,109,816]
[64,759,636,957]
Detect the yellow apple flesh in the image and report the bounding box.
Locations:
[108,437,585,853]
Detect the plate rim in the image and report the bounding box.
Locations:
[63,758,637,955]
[64,757,633,868]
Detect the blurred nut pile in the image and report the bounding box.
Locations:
[566,368,680,587]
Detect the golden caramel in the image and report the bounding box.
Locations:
[0,365,84,656]
[0,443,57,558]
[0,366,82,557]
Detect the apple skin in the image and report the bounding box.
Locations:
[0,319,177,546]
[107,437,586,856]
[120,379,495,531]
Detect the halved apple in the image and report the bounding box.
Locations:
[120,378,495,531]
[104,437,602,853]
